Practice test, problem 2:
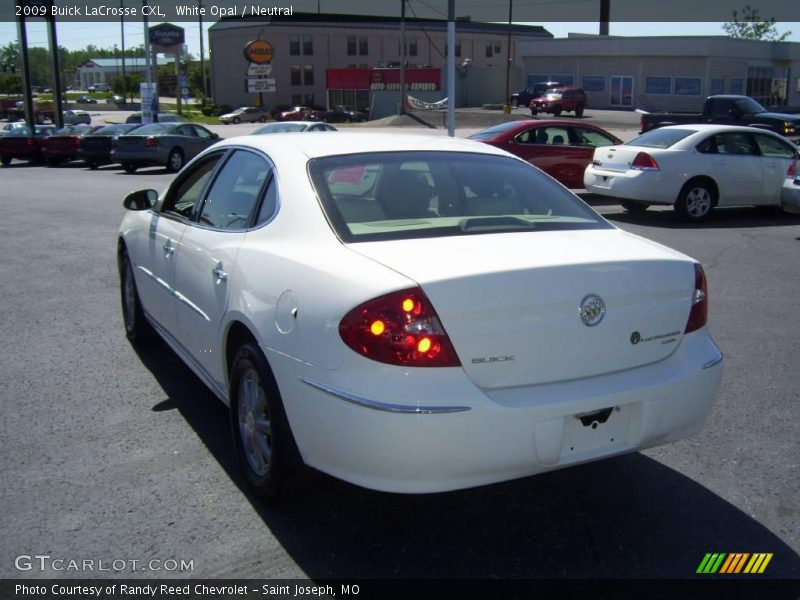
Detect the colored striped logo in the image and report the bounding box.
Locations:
[696,553,773,574]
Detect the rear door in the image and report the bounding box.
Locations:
[513,125,588,188]
[752,132,798,205]
[174,149,273,387]
[701,132,764,205]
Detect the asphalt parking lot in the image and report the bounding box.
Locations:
[1,115,799,583]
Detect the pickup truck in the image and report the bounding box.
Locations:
[639,95,800,143]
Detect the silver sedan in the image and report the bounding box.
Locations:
[112,123,220,173]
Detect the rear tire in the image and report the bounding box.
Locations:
[123,163,137,173]
[575,103,585,117]
[0,157,10,166]
[530,109,538,117]
[233,117,240,124]
[552,106,562,117]
[229,342,307,501]
[166,149,184,173]
[88,162,99,170]
[259,116,267,123]
[510,98,519,108]
[676,180,715,222]
[621,201,649,213]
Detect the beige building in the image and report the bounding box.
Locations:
[518,35,800,112]
[208,14,552,112]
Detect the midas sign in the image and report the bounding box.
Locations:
[243,40,274,64]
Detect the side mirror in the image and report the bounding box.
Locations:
[123,189,157,211]
[211,133,220,139]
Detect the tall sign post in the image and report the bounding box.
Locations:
[150,23,185,115]
[243,39,275,109]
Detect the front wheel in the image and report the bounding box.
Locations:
[259,116,267,123]
[229,343,305,500]
[575,103,585,117]
[676,180,715,221]
[530,109,538,117]
[123,163,137,173]
[88,162,99,170]
[120,251,151,342]
[510,98,519,108]
[233,117,240,124]
[166,149,184,173]
[552,106,562,117]
[0,157,11,166]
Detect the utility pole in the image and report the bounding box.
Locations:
[503,0,513,114]
[199,0,207,99]
[446,0,454,136]
[121,0,127,103]
[399,0,406,115]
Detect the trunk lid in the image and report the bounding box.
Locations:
[349,230,695,389]
[81,136,112,151]
[590,145,646,173]
[116,136,151,151]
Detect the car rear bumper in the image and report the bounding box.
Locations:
[584,166,678,204]
[111,149,166,166]
[269,329,722,493]
[781,177,800,214]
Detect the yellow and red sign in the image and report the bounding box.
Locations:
[243,39,274,64]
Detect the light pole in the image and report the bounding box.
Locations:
[503,0,513,114]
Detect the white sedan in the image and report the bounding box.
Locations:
[584,124,799,221]
[118,133,722,499]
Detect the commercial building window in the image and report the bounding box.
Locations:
[303,65,314,86]
[303,35,313,55]
[582,75,605,92]
[291,65,301,86]
[408,37,417,56]
[291,94,302,105]
[485,44,493,58]
[550,74,574,86]
[645,77,672,95]
[444,42,462,57]
[494,43,501,54]
[710,78,724,95]
[347,36,357,56]
[359,36,368,56]
[610,76,633,106]
[675,77,701,96]
[290,36,300,55]
[303,94,315,106]
[729,78,744,94]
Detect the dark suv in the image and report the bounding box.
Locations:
[509,81,561,109]
[530,87,587,117]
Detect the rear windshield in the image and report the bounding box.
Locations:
[468,121,527,140]
[309,151,611,243]
[254,123,308,134]
[93,124,136,135]
[626,128,695,148]
[130,124,171,135]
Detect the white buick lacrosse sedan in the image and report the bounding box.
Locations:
[118,132,723,499]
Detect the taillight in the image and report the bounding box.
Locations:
[684,264,708,334]
[631,152,659,171]
[788,159,797,178]
[339,287,461,367]
[26,137,34,147]
[145,136,158,147]
[73,137,81,147]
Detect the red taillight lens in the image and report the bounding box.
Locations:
[684,264,708,334]
[145,136,158,147]
[631,152,659,171]
[26,137,34,147]
[73,137,81,147]
[339,288,461,367]
[787,159,797,178]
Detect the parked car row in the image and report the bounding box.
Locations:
[0,119,338,172]
[220,105,368,124]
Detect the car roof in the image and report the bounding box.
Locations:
[212,132,510,161]
[655,123,781,134]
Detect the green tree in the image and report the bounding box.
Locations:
[723,5,792,41]
[0,73,22,94]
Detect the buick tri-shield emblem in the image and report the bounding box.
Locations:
[579,294,605,326]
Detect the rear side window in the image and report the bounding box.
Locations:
[753,133,798,158]
[626,129,695,149]
[309,151,610,243]
[198,150,270,230]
